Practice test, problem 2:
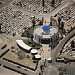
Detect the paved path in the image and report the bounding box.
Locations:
[41,44,51,59]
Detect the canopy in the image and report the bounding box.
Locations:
[35,54,41,59]
[31,49,38,54]
[47,57,52,61]
[16,40,31,51]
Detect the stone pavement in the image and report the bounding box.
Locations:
[41,44,51,60]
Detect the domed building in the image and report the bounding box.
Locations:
[33,23,59,44]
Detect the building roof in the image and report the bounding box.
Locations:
[34,26,58,37]
[16,40,31,51]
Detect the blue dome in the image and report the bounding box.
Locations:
[42,25,50,30]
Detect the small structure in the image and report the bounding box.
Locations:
[16,40,32,52]
[34,54,41,59]
[47,57,52,63]
[31,49,38,54]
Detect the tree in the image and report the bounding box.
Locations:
[31,34,34,46]
[62,29,66,35]
[42,0,45,12]
[60,21,64,32]
[42,0,45,7]
[71,40,74,48]
[18,50,25,59]
[0,25,1,31]
[13,32,15,37]
[58,17,61,27]
[26,31,30,43]
[40,65,44,73]
[39,20,43,25]
[50,16,53,26]
[45,20,46,25]
[50,20,52,26]
[32,16,36,30]
[42,17,44,23]
[39,73,42,75]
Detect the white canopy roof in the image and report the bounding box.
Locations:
[35,54,41,59]
[16,40,31,51]
[31,49,38,54]
[47,57,52,61]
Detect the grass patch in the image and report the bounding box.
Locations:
[21,24,43,37]
[22,39,41,49]
[21,26,34,37]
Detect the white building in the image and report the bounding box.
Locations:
[33,25,59,44]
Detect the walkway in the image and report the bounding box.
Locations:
[41,44,51,59]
